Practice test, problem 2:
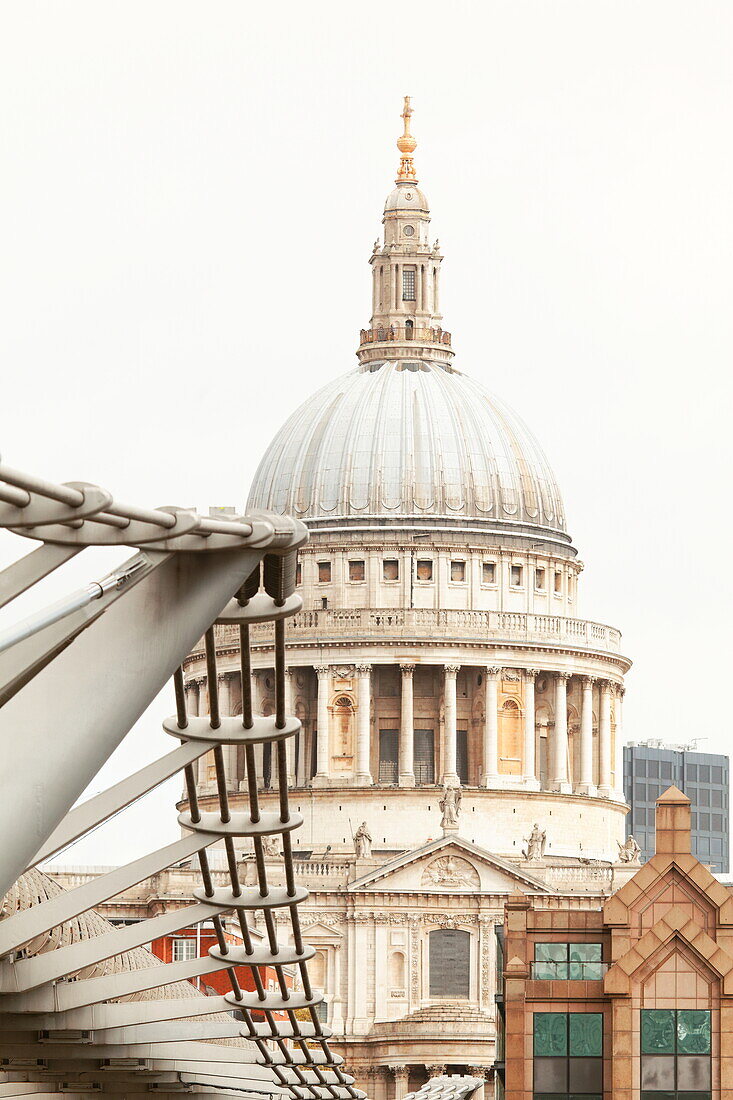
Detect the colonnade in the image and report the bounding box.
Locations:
[186,661,624,798]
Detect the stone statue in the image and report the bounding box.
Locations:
[261,835,280,858]
[617,835,642,864]
[354,821,372,858]
[524,823,547,861]
[439,785,461,829]
[422,855,480,889]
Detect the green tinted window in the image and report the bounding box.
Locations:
[569,944,602,962]
[677,1011,711,1054]
[534,1013,567,1056]
[536,943,568,962]
[569,1014,603,1057]
[642,1009,676,1054]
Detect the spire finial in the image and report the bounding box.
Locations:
[396,95,417,182]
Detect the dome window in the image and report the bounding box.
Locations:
[482,561,496,585]
[295,562,302,586]
[383,559,399,581]
[348,560,365,582]
[317,561,331,583]
[416,559,433,582]
[535,567,546,591]
[511,564,523,587]
[554,571,563,595]
[450,560,466,583]
[402,268,416,301]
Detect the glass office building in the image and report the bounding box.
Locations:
[624,741,729,872]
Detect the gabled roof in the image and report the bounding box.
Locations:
[348,834,551,893]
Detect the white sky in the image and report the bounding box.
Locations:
[1,1,732,864]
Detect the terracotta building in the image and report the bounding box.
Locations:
[499,785,733,1100]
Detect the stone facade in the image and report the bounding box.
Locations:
[174,99,634,1091]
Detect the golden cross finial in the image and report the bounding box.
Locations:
[396,94,417,182]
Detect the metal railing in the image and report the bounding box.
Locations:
[0,460,364,1100]
[530,961,609,980]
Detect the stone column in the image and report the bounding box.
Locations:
[186,680,200,717]
[218,673,238,791]
[552,672,572,794]
[442,664,460,786]
[355,663,373,784]
[391,1067,409,1100]
[523,669,540,789]
[283,668,296,786]
[399,664,416,787]
[614,685,625,798]
[481,666,500,787]
[598,679,613,796]
[578,676,597,795]
[314,665,330,784]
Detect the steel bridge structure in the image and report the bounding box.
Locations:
[0,461,365,1100]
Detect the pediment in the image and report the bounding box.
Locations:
[348,835,550,894]
[300,919,344,940]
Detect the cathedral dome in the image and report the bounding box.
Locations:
[247,360,569,543]
[384,183,430,213]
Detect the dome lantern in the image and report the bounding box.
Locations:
[358,97,453,368]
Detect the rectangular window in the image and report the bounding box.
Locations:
[295,562,302,586]
[172,938,197,962]
[640,1008,711,1100]
[402,268,416,301]
[414,729,435,785]
[712,765,723,783]
[416,559,433,581]
[535,567,545,590]
[699,764,711,783]
[532,943,604,981]
[511,564,523,586]
[554,571,563,594]
[482,561,496,584]
[450,560,466,582]
[533,1011,603,1100]
[318,561,331,583]
[348,559,365,582]
[383,559,399,581]
[378,729,398,784]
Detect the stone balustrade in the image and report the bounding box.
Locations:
[212,607,622,655]
[359,325,452,345]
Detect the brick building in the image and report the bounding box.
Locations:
[498,786,733,1100]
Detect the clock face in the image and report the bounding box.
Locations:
[403,225,415,237]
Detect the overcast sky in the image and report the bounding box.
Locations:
[1,1,731,864]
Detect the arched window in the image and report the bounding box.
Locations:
[405,319,414,340]
[389,951,406,991]
[429,928,470,998]
[310,950,327,992]
[332,695,354,761]
[499,697,522,777]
